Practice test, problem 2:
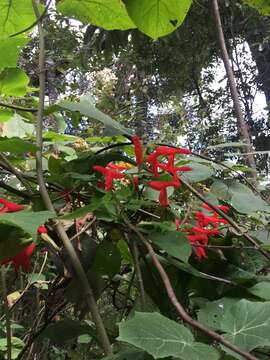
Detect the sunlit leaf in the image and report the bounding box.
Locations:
[125,0,192,39]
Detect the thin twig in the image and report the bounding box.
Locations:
[0,154,33,193]
[32,1,112,355]
[128,235,146,310]
[69,216,96,241]
[1,266,12,360]
[0,181,31,199]
[124,221,258,360]
[181,178,270,261]
[0,102,37,113]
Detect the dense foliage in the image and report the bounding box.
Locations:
[1,1,270,360]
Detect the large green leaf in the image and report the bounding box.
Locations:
[38,319,93,344]
[149,231,191,263]
[221,300,270,353]
[59,96,132,135]
[2,113,35,138]
[0,37,29,71]
[0,68,30,96]
[104,350,152,360]
[0,137,38,153]
[182,162,214,182]
[230,192,269,214]
[248,282,270,300]
[0,223,32,261]
[227,181,269,214]
[125,0,192,39]
[58,0,135,30]
[0,210,54,241]
[0,0,37,37]
[199,298,270,355]
[118,312,219,360]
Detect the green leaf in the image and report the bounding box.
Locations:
[0,337,24,359]
[149,231,191,263]
[199,298,270,354]
[0,68,30,96]
[0,109,13,122]
[230,192,269,214]
[0,37,30,71]
[77,334,92,344]
[221,300,270,353]
[104,350,152,360]
[207,142,247,150]
[210,180,231,200]
[59,96,132,135]
[0,224,32,262]
[0,138,38,153]
[91,240,121,279]
[2,113,35,138]
[227,181,269,214]
[118,312,219,360]
[248,282,270,300]
[197,298,239,330]
[38,319,93,344]
[0,0,37,37]
[243,0,270,15]
[182,163,214,182]
[125,0,192,39]
[0,211,54,241]
[58,0,135,30]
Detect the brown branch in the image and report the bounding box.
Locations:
[212,0,257,181]
[124,221,258,360]
[181,178,270,261]
[32,0,112,355]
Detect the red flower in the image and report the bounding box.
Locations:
[0,198,44,272]
[93,165,125,191]
[0,198,24,213]
[202,203,229,213]
[147,146,191,176]
[133,176,139,192]
[37,226,47,234]
[148,178,180,207]
[107,163,129,171]
[176,203,230,261]
[132,136,143,166]
[2,243,36,272]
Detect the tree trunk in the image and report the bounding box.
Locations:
[212,0,257,181]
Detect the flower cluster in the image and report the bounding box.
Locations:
[176,203,229,260]
[0,198,47,272]
[93,136,191,207]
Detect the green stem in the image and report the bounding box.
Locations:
[1,266,12,360]
[32,0,112,355]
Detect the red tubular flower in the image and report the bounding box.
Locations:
[132,136,143,166]
[202,203,229,213]
[93,165,125,191]
[0,198,24,213]
[148,178,180,207]
[147,146,191,176]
